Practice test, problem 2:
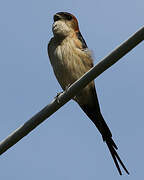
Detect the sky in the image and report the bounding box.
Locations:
[0,0,144,179]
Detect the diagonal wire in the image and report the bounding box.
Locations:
[0,26,144,155]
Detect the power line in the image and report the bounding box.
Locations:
[0,26,144,155]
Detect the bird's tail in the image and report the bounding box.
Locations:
[105,137,129,175]
[80,105,129,175]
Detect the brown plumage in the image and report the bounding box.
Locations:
[48,12,129,175]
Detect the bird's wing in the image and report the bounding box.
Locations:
[78,84,129,175]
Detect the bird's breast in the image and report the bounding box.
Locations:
[49,38,90,90]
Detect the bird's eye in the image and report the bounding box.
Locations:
[66,15,72,21]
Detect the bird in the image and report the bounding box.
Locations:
[48,12,129,175]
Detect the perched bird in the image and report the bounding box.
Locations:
[48,12,129,175]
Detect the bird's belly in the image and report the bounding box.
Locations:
[51,46,87,90]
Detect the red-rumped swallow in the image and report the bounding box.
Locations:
[48,12,129,175]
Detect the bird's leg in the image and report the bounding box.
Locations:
[54,92,63,104]
[65,84,71,91]
[65,84,77,100]
[55,84,76,104]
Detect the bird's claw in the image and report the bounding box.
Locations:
[54,84,75,104]
[65,84,71,91]
[55,92,63,104]
[65,84,77,100]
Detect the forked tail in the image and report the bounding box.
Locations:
[81,105,129,175]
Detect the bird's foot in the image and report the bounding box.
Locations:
[65,84,71,91]
[65,84,77,100]
[54,92,63,104]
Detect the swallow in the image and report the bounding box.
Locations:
[48,12,129,175]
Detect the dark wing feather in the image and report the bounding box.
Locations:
[76,31,88,49]
[80,86,129,175]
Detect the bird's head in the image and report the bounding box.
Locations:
[52,12,79,38]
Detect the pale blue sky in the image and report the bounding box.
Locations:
[0,0,144,179]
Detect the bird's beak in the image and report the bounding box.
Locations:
[53,14,62,22]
